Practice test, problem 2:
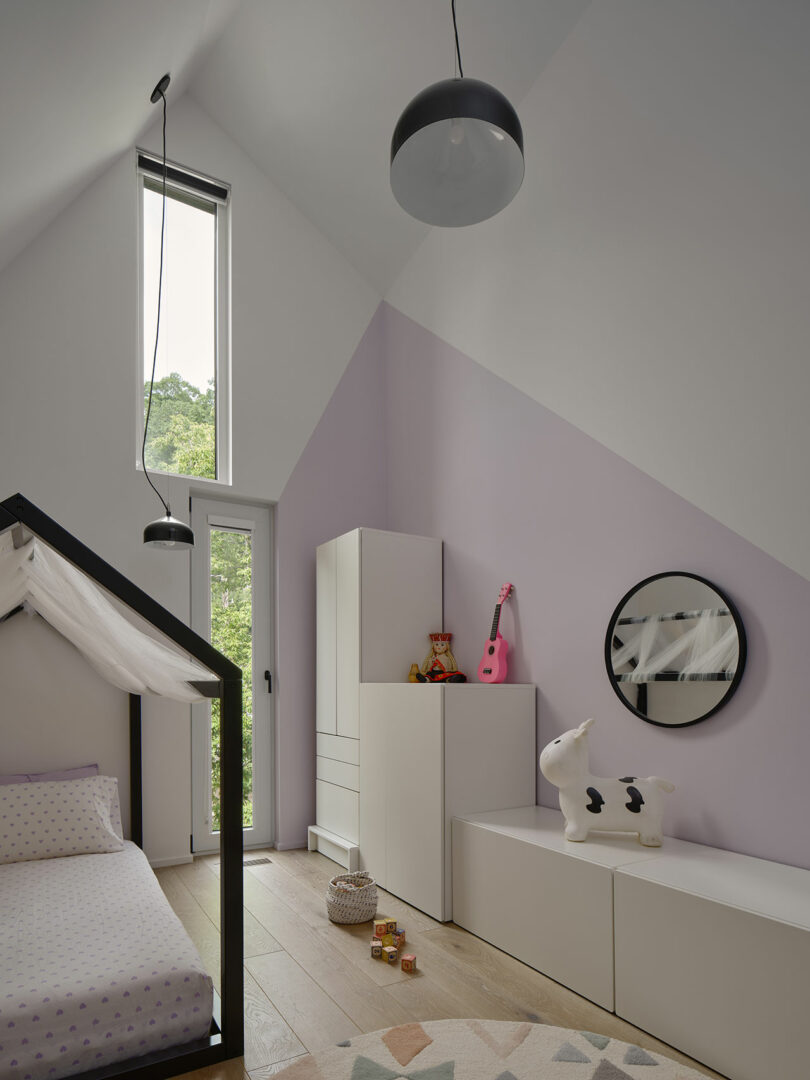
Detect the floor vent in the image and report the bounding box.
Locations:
[243,857,272,867]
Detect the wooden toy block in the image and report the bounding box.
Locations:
[383,945,398,964]
[392,929,406,948]
[381,933,394,947]
[370,938,382,959]
[386,919,397,934]
[373,918,389,938]
[401,953,417,972]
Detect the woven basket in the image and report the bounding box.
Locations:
[325,871,377,924]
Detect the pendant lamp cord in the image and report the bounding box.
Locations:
[452,0,464,78]
[141,88,172,519]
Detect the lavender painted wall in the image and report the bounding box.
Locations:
[275,299,809,869]
[381,303,809,871]
[274,306,387,849]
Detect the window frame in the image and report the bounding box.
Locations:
[136,149,232,486]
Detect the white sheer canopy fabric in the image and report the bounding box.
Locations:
[0,534,215,702]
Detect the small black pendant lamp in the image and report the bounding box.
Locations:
[142,73,194,550]
[390,0,524,227]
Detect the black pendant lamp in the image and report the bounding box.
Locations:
[142,74,194,550]
[390,0,524,227]
[143,511,194,549]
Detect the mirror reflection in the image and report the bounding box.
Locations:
[605,572,746,727]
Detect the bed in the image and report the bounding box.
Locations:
[0,842,213,1080]
[0,493,244,1080]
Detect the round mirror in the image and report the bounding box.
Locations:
[605,572,746,727]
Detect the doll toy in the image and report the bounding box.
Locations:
[416,632,467,682]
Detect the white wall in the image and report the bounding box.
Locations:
[0,615,132,837]
[0,94,379,864]
[387,0,810,582]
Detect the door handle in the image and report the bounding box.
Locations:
[264,670,272,693]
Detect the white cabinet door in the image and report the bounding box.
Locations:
[452,814,616,1009]
[358,682,391,885]
[359,530,443,683]
[315,540,337,735]
[360,683,444,918]
[614,851,810,1080]
[335,531,361,738]
[443,684,536,919]
[360,683,536,921]
[385,684,444,919]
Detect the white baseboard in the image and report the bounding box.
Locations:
[275,837,308,851]
[148,853,194,868]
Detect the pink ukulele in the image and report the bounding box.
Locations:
[477,583,514,683]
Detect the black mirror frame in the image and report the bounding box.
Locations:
[604,570,748,728]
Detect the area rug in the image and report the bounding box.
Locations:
[274,1019,710,1080]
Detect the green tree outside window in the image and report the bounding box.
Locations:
[145,373,252,827]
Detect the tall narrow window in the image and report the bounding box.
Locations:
[137,152,231,482]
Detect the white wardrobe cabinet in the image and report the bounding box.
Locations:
[359,682,536,921]
[309,528,443,869]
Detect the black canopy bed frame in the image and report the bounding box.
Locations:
[0,492,244,1080]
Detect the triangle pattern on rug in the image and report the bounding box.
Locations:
[270,1054,322,1080]
[410,1065,454,1080]
[494,1072,518,1080]
[383,1024,434,1066]
[581,1031,611,1050]
[624,1046,659,1066]
[553,1042,591,1063]
[466,1019,533,1059]
[350,1055,455,1080]
[590,1060,636,1080]
[351,1056,401,1080]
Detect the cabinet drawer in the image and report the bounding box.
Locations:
[316,780,358,844]
[316,733,359,765]
[316,755,359,792]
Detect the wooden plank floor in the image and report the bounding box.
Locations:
[156,848,726,1080]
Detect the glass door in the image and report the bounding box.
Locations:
[191,498,273,852]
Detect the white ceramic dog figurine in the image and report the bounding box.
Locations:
[539,718,675,845]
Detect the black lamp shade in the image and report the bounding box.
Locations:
[143,513,194,550]
[391,77,524,226]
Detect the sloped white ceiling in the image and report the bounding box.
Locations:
[3,0,810,581]
[189,0,590,292]
[0,0,590,290]
[0,0,240,275]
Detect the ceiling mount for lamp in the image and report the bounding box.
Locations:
[150,73,170,103]
[390,1,524,227]
[141,73,194,551]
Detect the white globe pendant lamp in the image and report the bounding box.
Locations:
[390,1,524,227]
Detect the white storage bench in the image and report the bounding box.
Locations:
[451,805,666,1010]
[614,844,810,1080]
[452,805,810,1080]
